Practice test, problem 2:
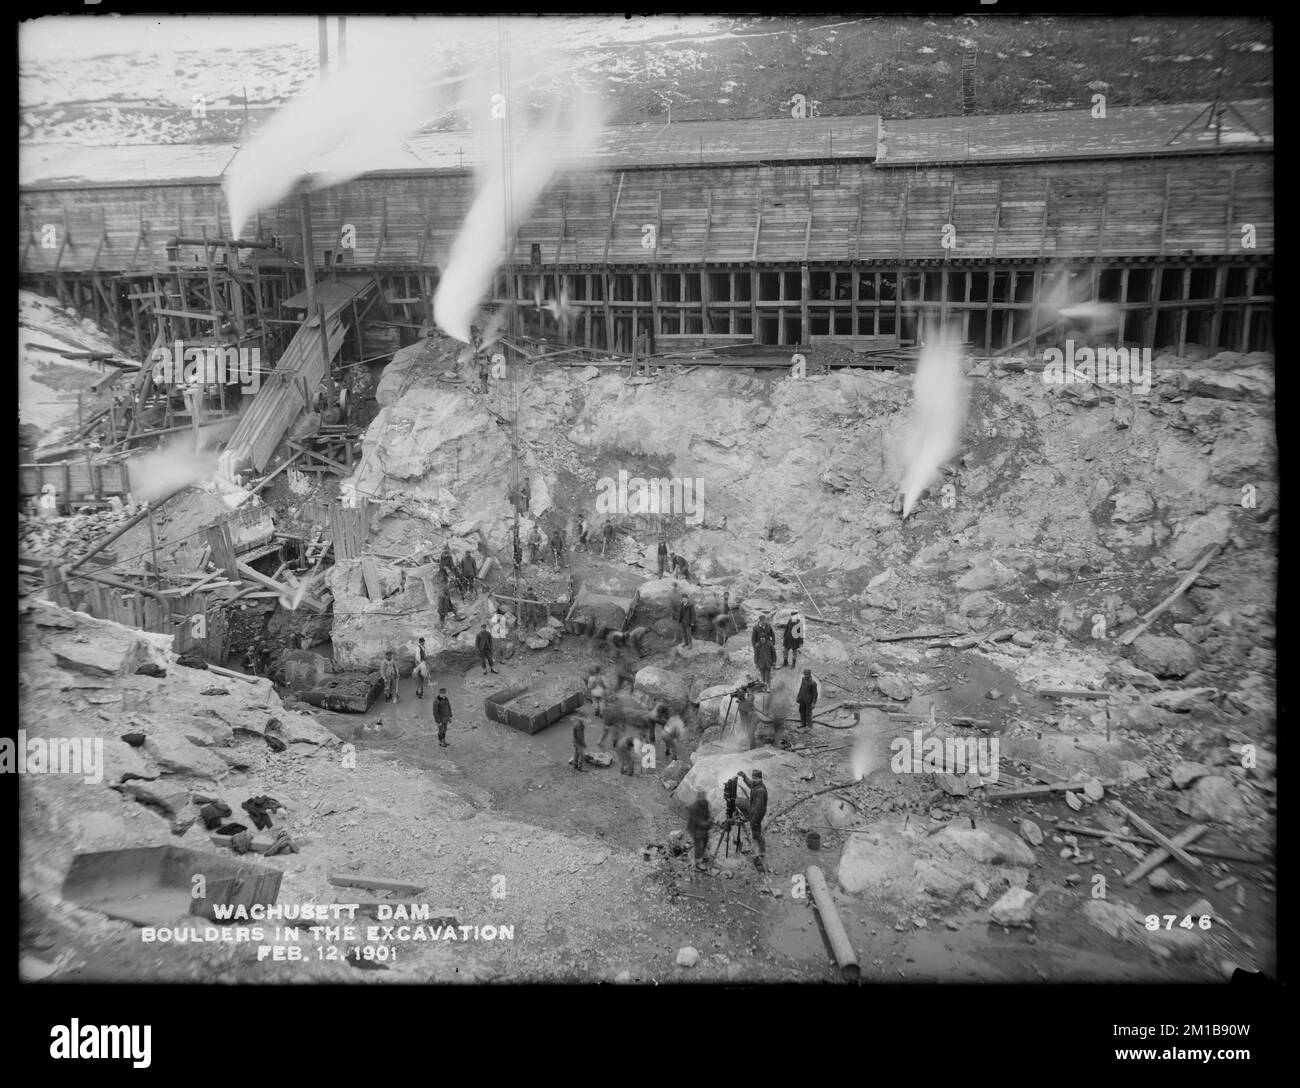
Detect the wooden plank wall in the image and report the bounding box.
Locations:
[21,152,1274,275]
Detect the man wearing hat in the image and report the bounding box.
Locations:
[433,688,453,747]
[797,668,819,731]
[677,594,696,649]
[751,614,776,686]
[414,637,429,698]
[736,768,768,863]
[782,609,805,669]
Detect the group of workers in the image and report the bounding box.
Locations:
[380,645,454,746]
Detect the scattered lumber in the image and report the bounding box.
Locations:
[941,627,1016,650]
[237,560,324,611]
[875,629,963,643]
[986,778,1116,801]
[1054,823,1267,863]
[327,873,426,895]
[1108,801,1202,870]
[1119,543,1223,646]
[1037,687,1112,700]
[1124,823,1208,885]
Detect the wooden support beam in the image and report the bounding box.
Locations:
[701,191,712,263]
[989,178,1002,260]
[1146,266,1163,350]
[1124,823,1208,886]
[1159,172,1171,256]
[1119,543,1222,645]
[1210,265,1227,350]
[897,181,910,261]
[1095,176,1109,258]
[1038,179,1051,257]
[1177,265,1192,356]
[1239,265,1256,351]
[751,211,762,262]
[1109,801,1202,871]
[373,195,388,265]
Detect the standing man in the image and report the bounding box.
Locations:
[460,550,479,597]
[796,668,819,731]
[475,624,497,674]
[782,610,805,669]
[381,650,400,703]
[657,536,669,578]
[736,769,768,865]
[437,577,455,628]
[671,553,692,583]
[737,688,760,751]
[439,541,456,582]
[511,524,523,573]
[586,665,607,720]
[571,715,587,772]
[615,731,637,777]
[550,525,565,569]
[601,519,616,557]
[686,795,712,873]
[576,514,588,552]
[414,637,429,698]
[752,614,776,686]
[714,590,732,645]
[527,523,542,565]
[677,594,696,649]
[662,713,687,764]
[433,688,453,747]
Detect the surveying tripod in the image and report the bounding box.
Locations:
[709,776,756,863]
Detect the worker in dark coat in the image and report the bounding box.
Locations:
[657,537,669,578]
[475,624,497,674]
[460,551,479,595]
[437,579,454,626]
[671,553,692,582]
[439,542,456,579]
[433,688,453,746]
[782,610,805,668]
[571,716,587,772]
[687,796,712,871]
[677,594,696,649]
[527,524,542,565]
[797,668,819,730]
[751,614,776,686]
[601,520,616,557]
[550,525,565,569]
[737,769,768,861]
[606,625,648,657]
[576,514,588,551]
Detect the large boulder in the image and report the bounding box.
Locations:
[672,743,803,817]
[1176,776,1247,825]
[989,887,1035,927]
[273,650,333,694]
[932,825,1036,867]
[1167,509,1232,570]
[634,666,690,712]
[1130,634,1198,679]
[956,558,1018,592]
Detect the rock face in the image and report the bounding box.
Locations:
[672,743,804,817]
[634,666,691,713]
[1130,634,1198,678]
[19,601,339,901]
[1177,776,1247,824]
[1170,761,1209,790]
[1084,899,1200,961]
[835,818,1035,902]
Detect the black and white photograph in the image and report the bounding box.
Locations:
[15,7,1277,1047]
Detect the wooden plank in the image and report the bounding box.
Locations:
[986,779,1116,801]
[360,556,384,601]
[1124,822,1208,885]
[327,872,426,894]
[1108,801,1202,871]
[1119,543,1222,645]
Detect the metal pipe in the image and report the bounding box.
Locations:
[805,865,860,982]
